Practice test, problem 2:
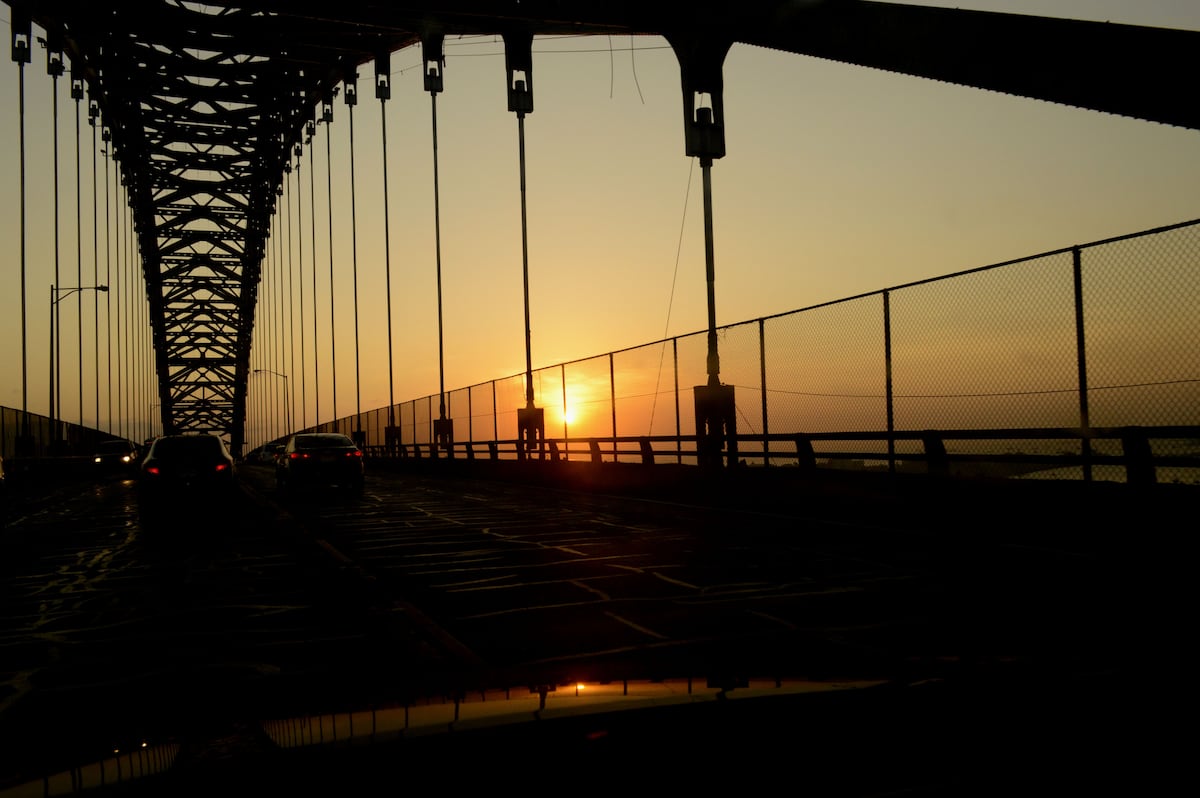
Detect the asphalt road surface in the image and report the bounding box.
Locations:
[0,460,1182,794]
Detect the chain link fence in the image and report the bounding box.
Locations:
[275,218,1200,481]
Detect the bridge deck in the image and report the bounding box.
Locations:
[0,462,1186,793]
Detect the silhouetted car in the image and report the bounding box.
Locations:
[138,434,236,516]
[92,439,140,477]
[275,432,364,493]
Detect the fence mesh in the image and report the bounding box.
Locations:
[889,251,1080,443]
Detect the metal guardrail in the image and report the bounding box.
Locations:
[359,424,1200,486]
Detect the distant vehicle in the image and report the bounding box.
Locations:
[138,434,237,517]
[92,439,140,477]
[275,432,364,494]
[260,443,285,464]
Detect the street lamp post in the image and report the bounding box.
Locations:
[50,283,107,454]
[253,368,291,441]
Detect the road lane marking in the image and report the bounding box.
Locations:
[571,580,610,601]
[604,611,667,640]
[654,572,698,590]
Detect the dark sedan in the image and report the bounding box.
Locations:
[92,439,140,477]
[275,433,364,494]
[138,434,237,519]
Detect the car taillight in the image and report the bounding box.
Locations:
[289,452,307,460]
[215,463,229,472]
[146,466,161,475]
[347,450,363,457]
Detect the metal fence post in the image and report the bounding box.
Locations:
[759,318,769,466]
[883,290,895,473]
[609,353,617,458]
[1121,426,1155,484]
[673,337,681,463]
[1072,245,1093,482]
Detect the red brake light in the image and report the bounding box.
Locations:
[215,463,229,472]
[347,450,362,457]
[146,466,160,475]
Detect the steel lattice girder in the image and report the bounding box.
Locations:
[7,0,1198,453]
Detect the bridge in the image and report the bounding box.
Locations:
[1,2,1197,793]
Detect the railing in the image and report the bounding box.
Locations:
[359,423,1200,486]
[0,406,127,464]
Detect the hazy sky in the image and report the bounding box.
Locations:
[1,1,1198,434]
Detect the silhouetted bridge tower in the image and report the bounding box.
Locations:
[6,1,1197,459]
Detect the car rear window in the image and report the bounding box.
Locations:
[295,435,355,450]
[152,436,224,456]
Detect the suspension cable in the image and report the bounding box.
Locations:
[126,184,134,437]
[17,51,30,445]
[113,157,122,438]
[135,205,144,441]
[132,203,140,440]
[124,181,132,438]
[308,124,319,427]
[518,111,532,408]
[114,176,123,439]
[261,221,273,443]
[429,55,447,422]
[270,185,279,438]
[50,50,62,443]
[272,217,281,439]
[347,77,362,436]
[131,202,138,440]
[323,98,337,425]
[73,68,83,428]
[275,206,284,438]
[295,151,306,430]
[141,209,148,440]
[103,128,112,432]
[90,98,99,428]
[263,216,272,441]
[377,54,396,444]
[286,165,296,432]
[649,159,696,434]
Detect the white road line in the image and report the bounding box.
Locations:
[654,572,699,590]
[604,611,668,640]
[571,580,610,601]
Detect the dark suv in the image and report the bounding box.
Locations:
[275,433,364,494]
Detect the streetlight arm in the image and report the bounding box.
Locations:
[49,283,111,450]
[52,284,108,305]
[252,368,292,437]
